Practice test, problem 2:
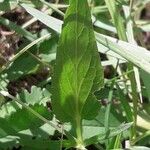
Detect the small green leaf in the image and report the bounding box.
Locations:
[0,101,20,118]
[38,35,58,63]
[4,53,39,81]
[18,86,44,105]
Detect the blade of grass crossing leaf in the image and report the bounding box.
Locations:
[103,1,131,112]
[140,70,150,101]
[0,34,51,74]
[128,63,139,134]
[92,16,117,34]
[0,91,60,132]
[0,90,75,142]
[96,4,140,136]
[132,130,150,145]
[0,16,36,41]
[104,60,120,149]
[96,34,150,74]
[21,4,150,72]
[116,84,133,122]
[123,5,142,102]
[104,0,127,41]
[104,1,139,113]
[116,83,135,140]
[84,122,133,147]
[104,2,140,134]
[108,134,122,149]
[21,8,53,29]
[123,5,140,139]
[106,1,135,103]
[21,4,63,34]
[38,0,64,16]
[104,83,114,149]
[113,134,122,149]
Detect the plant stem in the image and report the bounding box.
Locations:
[105,60,119,149]
[74,111,87,150]
[76,117,83,143]
[75,113,86,150]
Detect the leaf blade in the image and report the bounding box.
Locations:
[52,0,104,123]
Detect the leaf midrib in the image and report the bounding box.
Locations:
[75,0,79,114]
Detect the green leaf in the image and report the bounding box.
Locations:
[129,146,150,150]
[0,0,18,11]
[18,136,61,150]
[0,93,5,106]
[0,129,60,150]
[0,101,21,118]
[0,103,53,149]
[21,3,63,34]
[4,53,39,81]
[51,0,104,147]
[140,70,150,101]
[116,84,133,122]
[96,33,150,74]
[0,16,36,41]
[104,0,127,40]
[38,35,58,63]
[17,86,51,105]
[0,118,16,138]
[84,122,133,146]
[18,86,44,105]
[64,108,122,141]
[4,104,52,133]
[52,0,103,122]
[0,74,8,90]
